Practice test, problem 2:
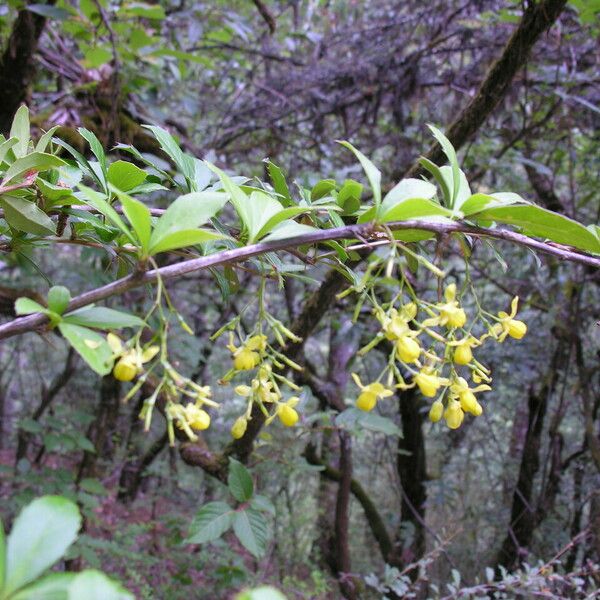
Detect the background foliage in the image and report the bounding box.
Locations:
[0,0,599,598]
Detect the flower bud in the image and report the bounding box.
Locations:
[396,336,420,363]
[429,401,444,423]
[453,344,473,365]
[278,404,299,427]
[356,391,377,412]
[507,319,527,339]
[415,371,441,398]
[113,357,138,382]
[234,348,259,371]
[444,401,464,429]
[459,391,482,416]
[231,416,248,439]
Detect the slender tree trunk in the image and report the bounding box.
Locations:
[0,1,55,134]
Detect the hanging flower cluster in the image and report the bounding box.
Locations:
[353,283,527,429]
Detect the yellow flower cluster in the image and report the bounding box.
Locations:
[354,284,528,429]
[229,363,302,439]
[107,333,159,382]
[166,385,214,443]
[228,334,267,371]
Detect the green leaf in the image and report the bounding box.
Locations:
[260,221,316,242]
[235,586,287,600]
[10,105,30,159]
[0,196,56,235]
[357,411,402,436]
[142,125,194,181]
[337,179,363,215]
[232,509,268,558]
[207,163,252,230]
[460,192,520,216]
[185,502,233,544]
[35,127,60,153]
[250,495,276,517]
[47,286,71,315]
[228,458,254,502]
[378,178,437,215]
[26,4,72,20]
[14,297,48,316]
[148,229,223,255]
[0,137,19,165]
[338,141,381,208]
[114,190,151,252]
[2,153,66,185]
[78,129,106,175]
[58,323,113,375]
[473,205,600,254]
[68,570,133,600]
[77,184,136,244]
[380,197,453,222]
[310,179,336,201]
[148,191,227,254]
[255,206,318,241]
[3,496,81,597]
[83,47,113,69]
[62,307,145,329]
[419,157,452,206]
[264,160,292,206]
[107,161,147,192]
[427,125,460,208]
[10,573,75,600]
[52,139,101,187]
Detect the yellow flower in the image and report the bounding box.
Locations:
[396,335,421,363]
[246,334,268,351]
[451,336,480,365]
[352,374,393,411]
[444,399,464,429]
[233,348,260,371]
[108,335,159,382]
[450,376,490,416]
[429,400,444,423]
[113,354,138,382]
[414,369,447,398]
[231,416,248,439]
[277,397,300,427]
[494,296,527,341]
[437,283,467,329]
[184,404,211,431]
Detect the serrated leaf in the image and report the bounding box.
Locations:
[78,129,106,174]
[47,286,71,315]
[337,179,363,214]
[3,496,81,597]
[228,458,254,502]
[185,501,233,544]
[2,153,66,185]
[255,206,318,241]
[58,323,113,375]
[250,495,276,516]
[0,196,56,235]
[356,411,401,436]
[149,229,223,254]
[107,161,147,192]
[62,306,145,329]
[142,125,194,181]
[34,127,60,154]
[232,509,268,558]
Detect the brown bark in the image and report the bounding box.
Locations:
[393,387,427,567]
[0,2,54,134]
[496,341,564,569]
